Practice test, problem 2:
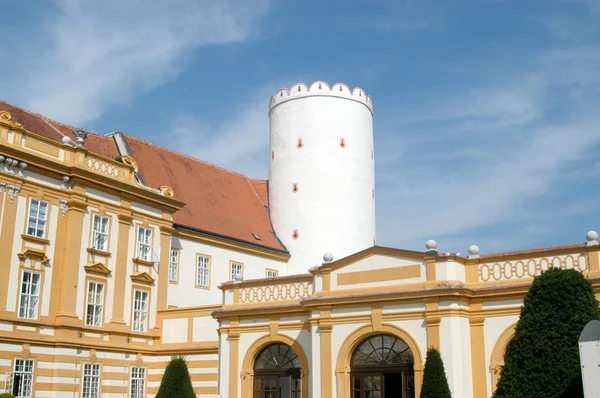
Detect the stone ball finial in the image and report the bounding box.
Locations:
[61,136,72,145]
[234,274,243,282]
[323,252,333,263]
[586,230,598,245]
[425,239,438,251]
[468,245,480,256]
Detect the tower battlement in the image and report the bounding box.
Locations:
[269,81,373,113]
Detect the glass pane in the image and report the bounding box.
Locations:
[254,378,262,391]
[352,334,414,366]
[354,392,361,398]
[353,376,361,390]
[254,344,299,370]
[372,376,381,390]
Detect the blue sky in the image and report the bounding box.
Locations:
[2,0,600,254]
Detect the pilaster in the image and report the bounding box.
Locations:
[0,188,20,309]
[55,193,87,326]
[110,210,133,327]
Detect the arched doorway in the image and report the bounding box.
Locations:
[253,343,302,398]
[350,334,415,398]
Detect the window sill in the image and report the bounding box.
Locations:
[132,257,154,267]
[21,234,50,245]
[87,247,111,257]
[169,280,179,285]
[194,285,211,290]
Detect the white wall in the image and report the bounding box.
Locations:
[269,82,376,274]
[167,235,288,308]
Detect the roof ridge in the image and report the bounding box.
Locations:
[246,177,266,207]
[478,242,586,259]
[124,133,260,179]
[0,100,108,140]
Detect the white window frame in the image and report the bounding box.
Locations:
[132,290,149,332]
[136,227,152,261]
[231,262,243,280]
[85,281,104,327]
[13,358,34,398]
[26,198,48,238]
[168,249,179,282]
[196,255,211,288]
[18,270,41,320]
[130,366,146,398]
[267,269,279,278]
[81,363,100,398]
[91,214,110,252]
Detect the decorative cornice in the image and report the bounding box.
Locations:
[84,262,112,276]
[18,249,50,265]
[130,271,155,285]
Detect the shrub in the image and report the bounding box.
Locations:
[0,393,15,398]
[494,268,600,398]
[420,347,451,398]
[156,356,195,398]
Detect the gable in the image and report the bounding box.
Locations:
[330,254,426,291]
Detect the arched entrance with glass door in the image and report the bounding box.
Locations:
[350,334,415,398]
[253,343,302,398]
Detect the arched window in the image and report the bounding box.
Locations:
[351,335,415,398]
[254,344,301,398]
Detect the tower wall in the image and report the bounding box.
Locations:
[268,81,376,274]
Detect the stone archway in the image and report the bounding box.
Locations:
[241,334,309,398]
[490,322,517,393]
[335,324,424,398]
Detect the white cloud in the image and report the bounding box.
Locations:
[166,81,297,179]
[374,46,600,252]
[1,0,270,125]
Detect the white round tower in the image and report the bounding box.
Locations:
[268,81,376,274]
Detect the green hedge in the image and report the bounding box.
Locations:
[156,356,195,398]
[0,393,15,398]
[493,268,600,398]
[420,347,451,398]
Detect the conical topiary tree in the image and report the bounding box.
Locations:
[156,356,195,398]
[420,347,451,398]
[494,268,600,398]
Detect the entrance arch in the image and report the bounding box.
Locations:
[336,324,423,398]
[490,323,517,393]
[241,334,309,398]
[350,334,415,397]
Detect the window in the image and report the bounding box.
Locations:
[26,199,48,238]
[196,255,210,287]
[85,282,104,327]
[130,367,146,398]
[168,250,179,283]
[231,262,243,280]
[136,227,152,261]
[266,269,278,278]
[13,359,34,398]
[82,363,100,398]
[18,271,41,319]
[132,290,149,332]
[91,214,109,251]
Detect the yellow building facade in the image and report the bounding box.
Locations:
[1,85,600,398]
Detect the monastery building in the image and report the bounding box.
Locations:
[0,81,598,398]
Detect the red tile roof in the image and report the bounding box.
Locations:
[0,100,286,252]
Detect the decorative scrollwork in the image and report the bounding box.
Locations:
[121,155,139,172]
[160,185,174,198]
[85,157,120,178]
[478,253,588,282]
[0,111,11,122]
[240,281,313,304]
